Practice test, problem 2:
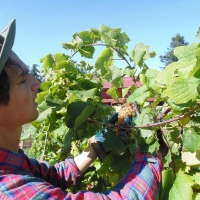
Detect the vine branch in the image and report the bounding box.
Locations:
[88,105,200,129]
[68,43,137,83]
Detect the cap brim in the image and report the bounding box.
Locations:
[0,19,16,74]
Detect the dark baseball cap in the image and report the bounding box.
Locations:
[0,19,16,74]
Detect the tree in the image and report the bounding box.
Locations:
[29,64,42,82]
[160,33,189,67]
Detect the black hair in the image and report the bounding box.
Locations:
[0,57,27,105]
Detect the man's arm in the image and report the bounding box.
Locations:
[74,145,97,175]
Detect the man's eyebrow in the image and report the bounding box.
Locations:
[19,67,29,77]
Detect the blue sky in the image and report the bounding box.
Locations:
[1,0,200,71]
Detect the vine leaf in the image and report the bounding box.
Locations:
[21,125,37,141]
[160,169,175,200]
[107,85,120,102]
[35,108,52,124]
[156,43,198,86]
[197,83,200,95]
[66,101,93,128]
[169,170,194,200]
[179,116,190,126]
[164,76,200,104]
[103,129,126,153]
[79,46,95,58]
[61,128,74,158]
[129,43,147,67]
[127,85,150,105]
[99,24,118,46]
[57,60,77,72]
[140,68,160,90]
[40,54,55,71]
[189,47,200,78]
[66,88,98,101]
[74,105,95,129]
[95,48,114,77]
[183,128,200,153]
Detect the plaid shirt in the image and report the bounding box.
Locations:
[0,148,162,200]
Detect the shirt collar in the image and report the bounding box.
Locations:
[0,148,29,171]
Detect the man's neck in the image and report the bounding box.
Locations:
[0,126,22,153]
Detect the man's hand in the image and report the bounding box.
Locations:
[89,103,136,162]
[89,113,119,162]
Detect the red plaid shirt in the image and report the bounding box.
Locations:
[0,148,162,199]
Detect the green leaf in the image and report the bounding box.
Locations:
[53,53,69,63]
[183,128,200,153]
[79,46,95,58]
[61,128,74,158]
[40,81,52,91]
[129,43,146,67]
[134,108,155,138]
[189,47,200,78]
[66,101,93,128]
[90,28,101,43]
[156,43,198,86]
[104,129,126,153]
[95,48,114,77]
[66,88,98,101]
[123,66,137,77]
[40,54,55,71]
[106,85,120,102]
[21,125,37,140]
[57,60,78,72]
[127,85,150,105]
[107,65,124,86]
[198,83,200,95]
[78,31,93,44]
[99,24,118,46]
[179,116,190,126]
[35,108,52,123]
[169,170,194,200]
[160,168,175,200]
[174,42,198,62]
[140,68,160,90]
[139,139,159,153]
[194,193,200,200]
[164,76,200,104]
[74,105,95,129]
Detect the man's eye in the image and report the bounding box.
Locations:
[19,79,27,84]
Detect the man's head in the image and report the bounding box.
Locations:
[0,20,40,126]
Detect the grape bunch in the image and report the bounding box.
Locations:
[117,102,136,125]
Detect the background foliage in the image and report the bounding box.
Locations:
[22,24,200,199]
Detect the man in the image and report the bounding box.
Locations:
[0,19,162,199]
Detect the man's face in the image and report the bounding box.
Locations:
[0,51,41,127]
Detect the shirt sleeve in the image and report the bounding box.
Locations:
[2,152,162,200]
[25,155,81,191]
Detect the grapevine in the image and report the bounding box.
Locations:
[21,24,200,199]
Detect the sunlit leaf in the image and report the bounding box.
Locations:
[164,76,200,104]
[169,170,194,200]
[183,128,200,153]
[127,85,150,105]
[106,85,120,102]
[160,169,175,200]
